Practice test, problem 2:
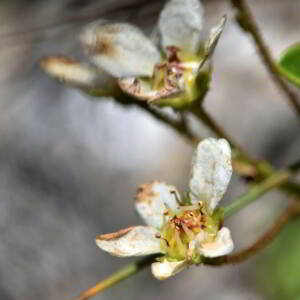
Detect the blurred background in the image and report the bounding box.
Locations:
[0,0,300,299]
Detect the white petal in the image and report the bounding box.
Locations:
[196,227,234,258]
[40,55,116,93]
[135,181,180,228]
[95,226,162,257]
[158,0,204,53]
[80,22,160,78]
[151,259,188,280]
[189,138,232,211]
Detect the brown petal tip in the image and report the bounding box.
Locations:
[39,55,78,69]
[96,226,135,241]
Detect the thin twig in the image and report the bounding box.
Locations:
[230,0,300,116]
[205,203,300,266]
[71,255,156,300]
[224,171,290,218]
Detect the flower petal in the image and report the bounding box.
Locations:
[118,77,182,103]
[197,16,227,73]
[205,15,227,57]
[151,259,188,280]
[80,22,160,78]
[95,226,162,257]
[158,0,204,53]
[196,227,234,258]
[40,55,116,94]
[189,138,232,211]
[135,181,180,228]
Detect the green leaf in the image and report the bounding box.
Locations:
[278,43,300,87]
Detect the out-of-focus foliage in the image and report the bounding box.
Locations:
[257,218,300,300]
[278,43,300,87]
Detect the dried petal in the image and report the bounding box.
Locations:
[195,227,234,257]
[189,138,232,211]
[205,15,227,57]
[118,77,182,103]
[197,15,227,72]
[158,0,204,53]
[151,259,189,280]
[96,226,162,257]
[40,55,116,94]
[80,22,160,78]
[135,181,180,228]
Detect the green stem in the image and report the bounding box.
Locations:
[72,255,156,300]
[224,171,290,218]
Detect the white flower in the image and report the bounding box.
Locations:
[40,0,226,108]
[96,138,234,280]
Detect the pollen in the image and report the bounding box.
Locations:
[159,202,219,261]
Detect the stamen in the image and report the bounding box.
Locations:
[156,233,170,247]
[170,190,181,205]
[182,224,195,240]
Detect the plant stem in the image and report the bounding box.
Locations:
[224,171,290,218]
[205,203,300,266]
[72,255,155,300]
[230,0,300,116]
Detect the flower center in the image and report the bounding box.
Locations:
[152,47,200,92]
[157,202,220,261]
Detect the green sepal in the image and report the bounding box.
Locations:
[152,69,211,110]
[155,256,182,263]
[191,253,203,265]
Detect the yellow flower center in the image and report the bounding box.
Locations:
[157,202,221,261]
[150,47,210,109]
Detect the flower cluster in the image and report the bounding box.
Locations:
[96,138,234,280]
[40,0,226,109]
